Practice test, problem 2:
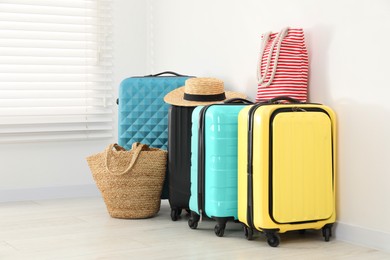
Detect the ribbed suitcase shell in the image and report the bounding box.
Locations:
[189,104,247,236]
[118,73,191,199]
[168,105,194,221]
[237,102,336,246]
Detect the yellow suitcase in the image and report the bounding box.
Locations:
[237,97,336,247]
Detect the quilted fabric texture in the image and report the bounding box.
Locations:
[118,76,190,150]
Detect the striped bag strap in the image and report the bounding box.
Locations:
[257,27,289,88]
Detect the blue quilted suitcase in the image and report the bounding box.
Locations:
[188,98,252,236]
[118,71,193,199]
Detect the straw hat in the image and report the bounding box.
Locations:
[164,77,247,107]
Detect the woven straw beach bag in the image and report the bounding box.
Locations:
[86,143,167,219]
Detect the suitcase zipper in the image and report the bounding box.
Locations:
[197,106,208,219]
[246,103,264,228]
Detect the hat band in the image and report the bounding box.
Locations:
[183,92,226,102]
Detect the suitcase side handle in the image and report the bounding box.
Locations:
[268,96,301,104]
[144,71,190,77]
[224,98,253,104]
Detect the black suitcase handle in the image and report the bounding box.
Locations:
[268,96,301,104]
[224,98,253,104]
[144,71,190,77]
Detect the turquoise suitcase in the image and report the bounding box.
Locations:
[118,71,193,199]
[188,99,252,237]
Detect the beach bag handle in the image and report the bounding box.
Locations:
[105,143,146,175]
[257,27,289,87]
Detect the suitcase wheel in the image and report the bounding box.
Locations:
[170,208,182,221]
[244,226,254,241]
[265,231,280,247]
[214,223,226,237]
[322,224,333,242]
[188,211,200,229]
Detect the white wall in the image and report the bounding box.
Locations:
[147,0,390,252]
[0,0,147,201]
[1,0,389,252]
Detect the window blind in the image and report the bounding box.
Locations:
[0,0,113,142]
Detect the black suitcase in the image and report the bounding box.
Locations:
[168,105,195,220]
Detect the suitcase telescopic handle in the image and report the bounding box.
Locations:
[224,98,253,104]
[144,71,190,77]
[268,96,301,104]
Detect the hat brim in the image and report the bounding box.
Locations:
[164,86,248,107]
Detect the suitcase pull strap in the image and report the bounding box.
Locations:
[269,96,301,104]
[104,143,146,176]
[144,71,190,77]
[224,98,253,104]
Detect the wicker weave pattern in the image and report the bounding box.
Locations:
[184,78,224,95]
[87,143,167,219]
[163,77,247,107]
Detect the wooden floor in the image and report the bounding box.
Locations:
[0,197,389,259]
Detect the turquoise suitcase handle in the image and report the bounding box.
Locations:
[224,98,253,104]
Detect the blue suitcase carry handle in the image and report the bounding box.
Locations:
[144,71,191,77]
[116,72,193,105]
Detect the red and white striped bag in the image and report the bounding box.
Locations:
[256,27,309,102]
